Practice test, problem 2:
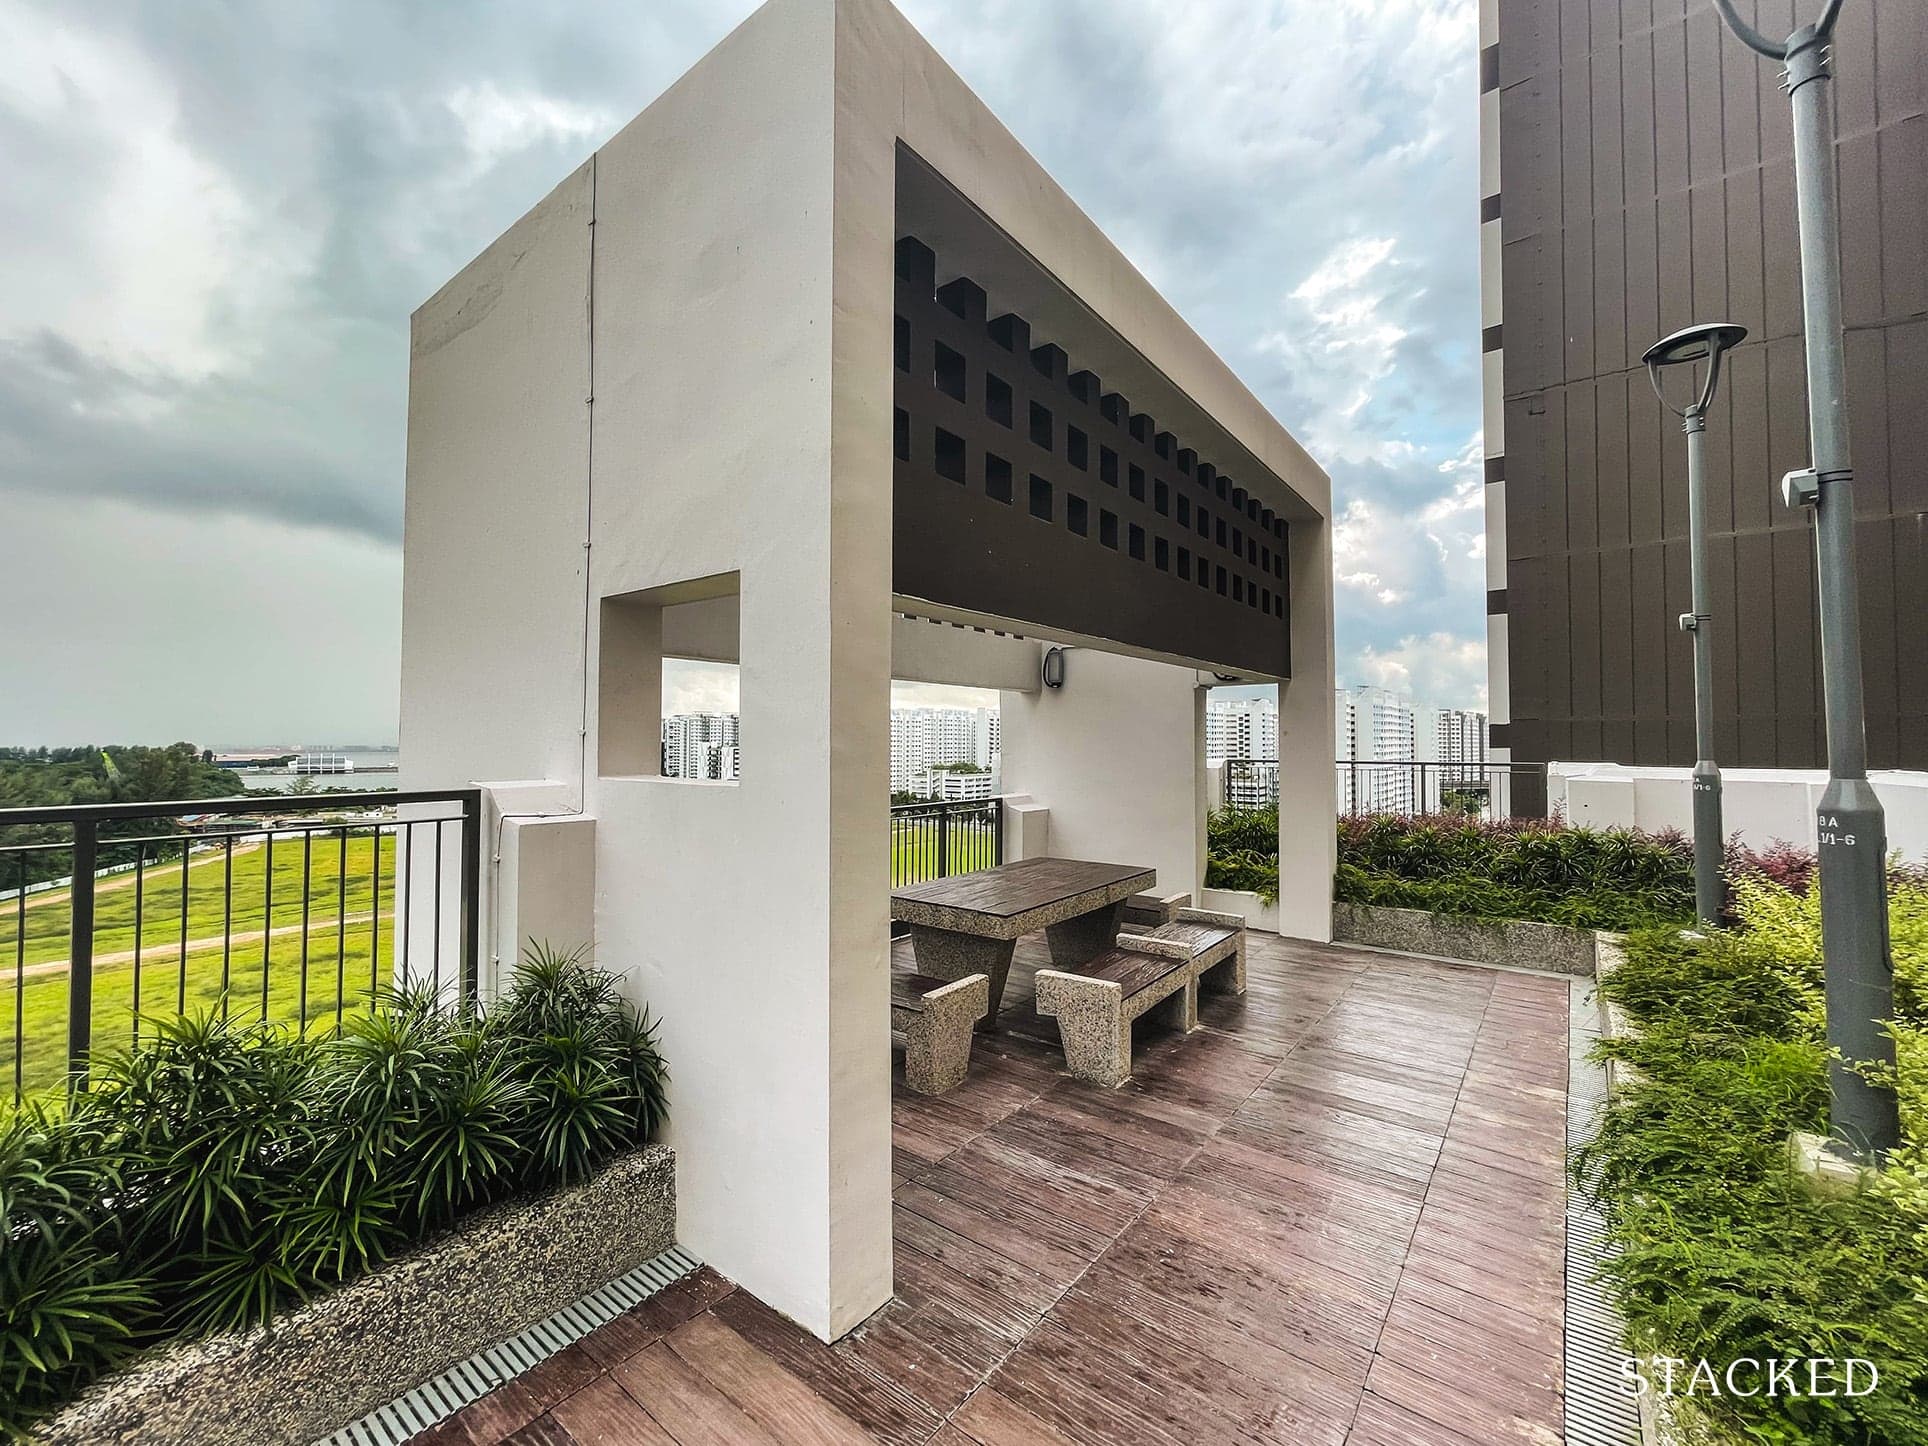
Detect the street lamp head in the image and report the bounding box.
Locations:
[1644,321,1748,417]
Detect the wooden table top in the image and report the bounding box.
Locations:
[891,856,1155,933]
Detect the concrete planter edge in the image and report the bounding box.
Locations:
[1200,887,1281,934]
[1329,901,1599,977]
[39,1143,676,1446]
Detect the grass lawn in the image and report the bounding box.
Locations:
[2,831,399,1101]
[889,812,998,885]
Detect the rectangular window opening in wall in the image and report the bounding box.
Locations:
[1154,536,1169,571]
[1233,575,1244,603]
[1198,506,1210,538]
[1100,510,1119,549]
[1029,474,1053,521]
[893,408,909,462]
[1232,527,1243,557]
[1128,465,1145,501]
[1101,393,1124,425]
[935,427,966,483]
[1100,447,1119,486]
[1128,523,1145,561]
[1029,401,1053,451]
[1067,493,1088,536]
[934,341,966,402]
[1178,546,1192,580]
[1067,426,1089,470]
[1216,565,1227,596]
[1154,480,1169,515]
[1274,593,1284,617]
[894,315,910,372]
[985,372,1013,427]
[1155,432,1174,461]
[1196,565,1210,591]
[1177,496,1191,526]
[598,571,741,785]
[1216,519,1227,548]
[1216,476,1229,500]
[985,452,1013,504]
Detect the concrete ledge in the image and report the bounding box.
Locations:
[1332,901,1599,977]
[1201,887,1280,934]
[41,1145,676,1446]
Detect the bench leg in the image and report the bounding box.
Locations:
[1199,943,1246,997]
[909,927,1015,1028]
[902,973,988,1094]
[1044,901,1126,966]
[1146,976,1199,1034]
[1033,971,1130,1088]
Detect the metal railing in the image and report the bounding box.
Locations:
[0,789,479,1102]
[890,797,1003,888]
[1214,758,1547,821]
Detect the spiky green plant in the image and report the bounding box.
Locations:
[0,942,667,1440]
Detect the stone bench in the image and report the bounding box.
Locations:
[891,970,989,1095]
[1033,941,1198,1089]
[1120,890,1193,930]
[1034,908,1247,1088]
[1124,908,1246,998]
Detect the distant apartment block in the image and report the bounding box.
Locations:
[1336,685,1419,814]
[661,713,740,781]
[889,706,998,793]
[1479,0,1927,815]
[1204,696,1279,765]
[1428,707,1488,784]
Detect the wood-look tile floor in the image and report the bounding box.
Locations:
[415,934,1570,1446]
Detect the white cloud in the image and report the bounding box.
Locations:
[1352,631,1489,712]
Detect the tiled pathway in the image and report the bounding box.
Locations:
[419,933,1571,1445]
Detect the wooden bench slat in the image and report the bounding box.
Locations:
[1143,921,1237,951]
[1083,949,1188,997]
[891,971,955,1010]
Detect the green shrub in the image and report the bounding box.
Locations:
[1579,881,1928,1445]
[0,944,666,1440]
[1203,810,1696,930]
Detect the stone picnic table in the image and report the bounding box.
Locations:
[891,856,1156,1027]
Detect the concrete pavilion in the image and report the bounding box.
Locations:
[400,0,1334,1343]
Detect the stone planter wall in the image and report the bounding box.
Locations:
[1200,887,1281,934]
[1332,901,1601,977]
[41,1144,675,1446]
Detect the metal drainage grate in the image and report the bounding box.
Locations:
[314,1244,703,1446]
[1564,980,1642,1446]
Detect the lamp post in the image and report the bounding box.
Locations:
[1643,322,1747,928]
[1711,0,1896,1161]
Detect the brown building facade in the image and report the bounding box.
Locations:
[1479,0,1926,814]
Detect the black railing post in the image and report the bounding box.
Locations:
[937,802,951,879]
[67,821,96,1089]
[459,791,481,1004]
[993,797,1005,866]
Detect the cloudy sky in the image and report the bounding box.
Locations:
[0,0,1485,747]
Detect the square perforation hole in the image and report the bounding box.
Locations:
[1128,523,1145,561]
[934,341,966,402]
[1029,474,1053,521]
[1128,465,1145,501]
[1100,447,1119,487]
[1067,426,1089,470]
[893,408,909,461]
[1067,494,1089,536]
[894,315,910,372]
[985,452,1013,504]
[1029,401,1053,451]
[985,373,1013,427]
[1100,510,1119,549]
[935,428,965,483]
[1154,536,1169,571]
